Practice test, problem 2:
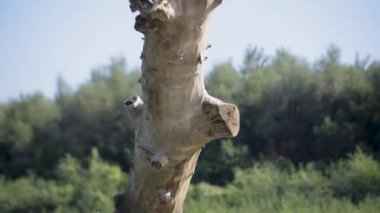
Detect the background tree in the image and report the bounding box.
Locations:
[1,36,380,213]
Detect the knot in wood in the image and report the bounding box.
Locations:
[134,15,158,33]
[151,161,162,169]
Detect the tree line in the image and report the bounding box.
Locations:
[0,46,379,212]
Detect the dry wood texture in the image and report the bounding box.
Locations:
[114,1,239,212]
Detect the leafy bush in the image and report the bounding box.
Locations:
[329,149,380,202]
[0,149,128,213]
[185,151,380,213]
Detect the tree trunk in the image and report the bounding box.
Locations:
[114,0,239,212]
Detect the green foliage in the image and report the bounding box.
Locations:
[194,139,249,185]
[207,61,239,102]
[186,150,380,213]
[0,93,63,177]
[0,175,72,212]
[0,49,380,211]
[55,149,128,213]
[0,119,32,148]
[59,57,139,171]
[234,46,380,162]
[1,150,378,212]
[241,46,268,76]
[0,149,127,213]
[0,93,60,148]
[0,57,140,178]
[329,149,380,202]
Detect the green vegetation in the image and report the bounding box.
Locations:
[0,47,380,212]
[0,149,127,212]
[186,150,380,213]
[1,150,379,212]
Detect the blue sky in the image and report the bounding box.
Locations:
[0,0,379,102]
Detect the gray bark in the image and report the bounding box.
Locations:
[114,0,239,212]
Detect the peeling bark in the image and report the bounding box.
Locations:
[115,0,239,212]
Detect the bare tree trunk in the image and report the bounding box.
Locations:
[114,0,239,212]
